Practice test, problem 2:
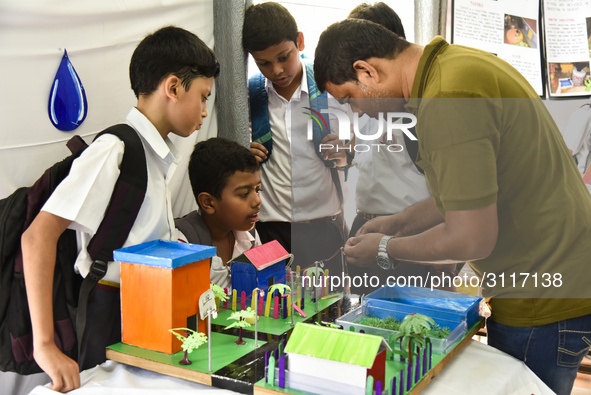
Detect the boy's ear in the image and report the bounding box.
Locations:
[163,74,182,103]
[353,59,381,86]
[296,31,305,51]
[197,192,216,214]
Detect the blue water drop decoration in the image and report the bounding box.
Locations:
[48,49,87,131]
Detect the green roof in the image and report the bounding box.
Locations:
[284,323,385,368]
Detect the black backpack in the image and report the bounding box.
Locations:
[0,124,147,374]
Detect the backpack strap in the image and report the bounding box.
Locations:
[403,127,423,174]
[174,211,213,246]
[248,63,344,207]
[75,124,147,354]
[305,62,345,207]
[249,73,273,164]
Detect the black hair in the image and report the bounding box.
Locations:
[314,19,410,92]
[348,2,406,39]
[242,2,299,53]
[188,138,259,207]
[130,25,220,99]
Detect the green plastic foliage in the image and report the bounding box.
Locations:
[224,307,256,330]
[168,328,208,354]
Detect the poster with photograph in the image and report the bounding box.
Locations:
[543,0,591,97]
[452,0,544,96]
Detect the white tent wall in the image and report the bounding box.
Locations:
[0,0,217,217]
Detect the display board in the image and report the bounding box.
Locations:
[452,0,591,98]
[452,0,544,96]
[543,0,591,97]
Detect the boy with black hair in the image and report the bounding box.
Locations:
[176,137,262,290]
[242,1,348,274]
[348,1,406,37]
[21,26,219,392]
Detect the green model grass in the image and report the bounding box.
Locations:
[358,316,451,339]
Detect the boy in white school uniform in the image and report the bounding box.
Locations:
[21,26,219,392]
[243,2,349,274]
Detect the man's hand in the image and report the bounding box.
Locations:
[344,233,385,267]
[320,134,348,166]
[34,342,80,392]
[250,142,268,163]
[357,215,402,236]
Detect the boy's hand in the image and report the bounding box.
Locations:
[250,142,268,163]
[320,134,348,166]
[34,342,80,392]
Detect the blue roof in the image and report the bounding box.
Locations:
[113,240,216,269]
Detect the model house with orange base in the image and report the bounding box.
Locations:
[113,240,215,354]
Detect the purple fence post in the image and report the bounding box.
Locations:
[375,380,382,395]
[278,355,286,388]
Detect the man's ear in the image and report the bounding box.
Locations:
[163,74,181,103]
[198,192,217,214]
[296,31,305,51]
[353,59,381,85]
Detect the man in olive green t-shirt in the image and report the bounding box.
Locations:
[314,19,591,395]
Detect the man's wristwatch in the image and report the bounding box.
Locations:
[377,235,396,270]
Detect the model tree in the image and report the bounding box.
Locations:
[390,313,435,364]
[268,283,291,297]
[210,283,229,305]
[168,328,208,365]
[224,307,256,345]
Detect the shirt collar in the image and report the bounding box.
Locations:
[126,107,180,162]
[406,36,449,113]
[266,59,308,100]
[233,229,256,251]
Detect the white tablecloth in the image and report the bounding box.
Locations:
[27,340,554,395]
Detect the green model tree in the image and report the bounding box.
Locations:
[224,307,256,345]
[168,328,208,365]
[390,313,435,364]
[267,283,291,297]
[210,283,229,304]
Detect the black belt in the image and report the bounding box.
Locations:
[297,212,341,224]
[357,211,387,221]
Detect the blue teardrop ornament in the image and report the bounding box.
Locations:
[48,49,88,131]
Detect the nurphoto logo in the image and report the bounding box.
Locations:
[305,108,418,153]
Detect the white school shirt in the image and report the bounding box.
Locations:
[354,114,431,214]
[177,228,261,290]
[259,60,343,222]
[42,107,180,283]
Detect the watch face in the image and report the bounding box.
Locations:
[377,255,391,270]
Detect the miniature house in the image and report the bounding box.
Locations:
[231,240,290,298]
[284,323,390,395]
[114,240,216,355]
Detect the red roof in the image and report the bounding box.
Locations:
[243,240,290,270]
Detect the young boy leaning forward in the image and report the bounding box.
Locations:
[176,138,262,290]
[21,26,219,392]
[243,2,348,275]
